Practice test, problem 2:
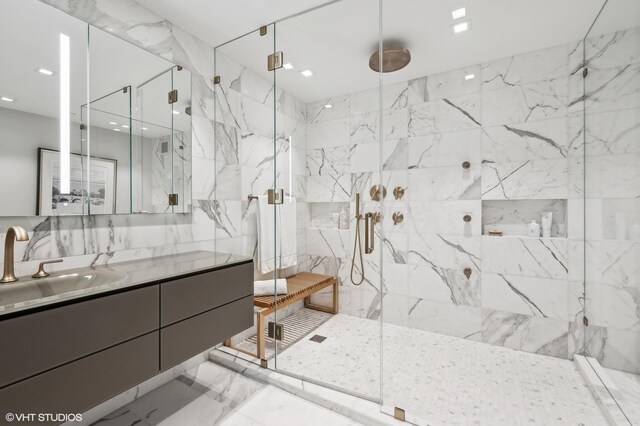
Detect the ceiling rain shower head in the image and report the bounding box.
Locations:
[369,47,411,73]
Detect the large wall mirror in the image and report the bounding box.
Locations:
[0,0,192,216]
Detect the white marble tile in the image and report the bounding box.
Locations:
[407,129,481,169]
[584,63,640,114]
[586,284,640,332]
[306,175,351,202]
[408,165,481,201]
[585,240,640,288]
[482,118,569,162]
[350,109,408,143]
[580,109,640,157]
[482,78,568,126]
[481,236,568,279]
[408,94,481,136]
[307,146,352,176]
[585,27,640,71]
[408,65,481,105]
[481,158,568,200]
[408,200,481,236]
[306,118,351,149]
[306,228,350,259]
[481,44,568,91]
[408,233,481,271]
[482,272,569,320]
[408,263,480,307]
[481,309,569,358]
[307,95,351,123]
[585,325,640,374]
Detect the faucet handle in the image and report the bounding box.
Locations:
[32,259,63,279]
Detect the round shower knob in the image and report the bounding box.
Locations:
[463,214,472,222]
[462,161,471,169]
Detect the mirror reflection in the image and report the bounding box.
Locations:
[0,0,192,217]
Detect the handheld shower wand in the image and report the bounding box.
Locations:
[350,193,365,285]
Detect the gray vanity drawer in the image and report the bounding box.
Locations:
[0,285,159,389]
[0,332,158,424]
[160,262,253,326]
[160,295,253,371]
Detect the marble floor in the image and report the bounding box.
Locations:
[276,314,608,425]
[93,362,362,426]
[605,368,640,425]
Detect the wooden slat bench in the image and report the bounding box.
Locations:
[224,272,338,363]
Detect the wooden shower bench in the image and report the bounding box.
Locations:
[224,272,338,364]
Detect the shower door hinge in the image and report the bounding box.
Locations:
[168,89,178,104]
[268,322,283,341]
[267,51,283,71]
[259,25,267,36]
[168,193,179,206]
[583,68,588,78]
[80,124,86,130]
[394,407,406,422]
[583,316,589,326]
[212,75,221,85]
[267,188,284,205]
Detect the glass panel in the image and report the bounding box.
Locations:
[133,68,173,214]
[272,0,382,399]
[214,24,277,366]
[583,0,640,423]
[0,0,88,216]
[88,24,192,215]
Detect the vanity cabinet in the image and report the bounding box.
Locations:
[0,260,253,424]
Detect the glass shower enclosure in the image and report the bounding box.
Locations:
[214,0,639,422]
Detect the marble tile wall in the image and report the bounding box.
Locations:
[303,27,639,367]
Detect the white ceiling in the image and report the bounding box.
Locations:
[138,0,640,103]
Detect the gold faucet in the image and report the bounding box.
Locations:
[1,226,29,284]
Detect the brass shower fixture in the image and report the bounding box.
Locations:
[369,47,412,73]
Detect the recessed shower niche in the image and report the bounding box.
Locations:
[481,199,568,238]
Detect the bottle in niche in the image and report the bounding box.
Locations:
[339,207,349,229]
[528,220,541,237]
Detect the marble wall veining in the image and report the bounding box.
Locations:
[303,26,640,371]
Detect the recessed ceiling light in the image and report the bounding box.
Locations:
[283,63,294,70]
[324,104,332,109]
[121,124,129,128]
[36,67,54,76]
[452,7,466,20]
[452,20,470,34]
[141,127,148,130]
[109,121,117,125]
[300,69,314,77]
[465,73,475,80]
[172,110,180,115]
[1,96,15,102]
[113,128,120,132]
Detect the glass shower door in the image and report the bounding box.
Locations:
[271,0,384,400]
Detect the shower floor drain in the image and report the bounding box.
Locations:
[309,334,327,343]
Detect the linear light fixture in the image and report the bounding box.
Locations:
[324,104,332,109]
[300,69,314,77]
[1,96,14,102]
[59,33,71,195]
[283,63,294,70]
[452,7,466,20]
[172,110,180,115]
[465,73,475,80]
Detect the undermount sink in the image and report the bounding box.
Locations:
[0,270,127,307]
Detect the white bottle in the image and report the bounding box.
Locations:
[541,212,553,238]
[339,207,349,229]
[528,220,541,237]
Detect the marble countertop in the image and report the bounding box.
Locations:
[0,251,253,317]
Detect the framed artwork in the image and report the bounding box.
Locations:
[37,148,117,216]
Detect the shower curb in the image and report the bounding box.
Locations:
[210,348,407,426]
[574,355,631,425]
